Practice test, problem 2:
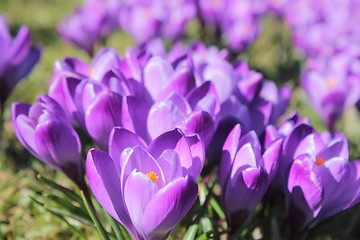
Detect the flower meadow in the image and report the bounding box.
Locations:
[1,0,360,239]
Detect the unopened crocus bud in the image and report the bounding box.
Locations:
[219,124,282,230]
[0,15,41,107]
[11,95,84,186]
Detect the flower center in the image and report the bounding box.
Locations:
[146,172,159,182]
[327,77,336,88]
[88,68,94,76]
[316,157,326,166]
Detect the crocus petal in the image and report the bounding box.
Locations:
[261,138,282,180]
[0,15,10,43]
[148,128,195,177]
[263,125,280,149]
[91,48,122,80]
[108,127,147,173]
[180,111,215,147]
[54,57,89,76]
[144,56,174,101]
[48,73,83,125]
[159,64,196,100]
[184,134,205,178]
[287,155,323,230]
[141,177,198,239]
[14,115,38,158]
[124,170,159,237]
[86,149,135,235]
[11,103,36,154]
[156,149,183,184]
[121,96,150,143]
[34,120,82,180]
[220,124,242,189]
[85,91,122,149]
[282,124,313,177]
[316,158,358,221]
[223,167,268,229]
[147,96,186,140]
[187,81,221,116]
[1,46,41,104]
[8,26,30,65]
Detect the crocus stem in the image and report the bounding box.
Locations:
[81,190,110,240]
[0,103,4,138]
[76,178,95,211]
[106,212,124,240]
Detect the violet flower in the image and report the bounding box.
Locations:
[0,15,41,108]
[147,81,220,146]
[58,0,120,56]
[219,124,282,230]
[301,52,360,131]
[282,123,360,234]
[119,0,196,44]
[72,78,150,149]
[197,0,264,51]
[11,95,84,187]
[86,127,204,240]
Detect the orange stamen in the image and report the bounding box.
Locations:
[327,78,336,88]
[145,172,159,182]
[316,157,326,166]
[88,68,94,76]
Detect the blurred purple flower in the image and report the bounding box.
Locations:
[197,0,264,51]
[282,123,360,233]
[0,15,41,107]
[11,95,84,187]
[58,0,120,56]
[119,0,196,44]
[301,51,360,131]
[219,124,282,230]
[86,127,204,240]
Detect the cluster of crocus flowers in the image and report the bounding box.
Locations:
[267,0,360,130]
[0,14,41,108]
[59,0,267,55]
[10,33,360,238]
[119,0,196,44]
[197,0,265,51]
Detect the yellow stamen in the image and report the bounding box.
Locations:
[145,172,159,182]
[316,157,326,166]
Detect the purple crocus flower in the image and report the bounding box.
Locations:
[143,55,196,104]
[301,52,360,131]
[219,124,283,230]
[0,15,41,107]
[73,79,150,149]
[147,81,220,146]
[11,95,84,187]
[86,127,204,240]
[282,123,360,234]
[119,0,196,44]
[58,0,120,56]
[197,0,264,52]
